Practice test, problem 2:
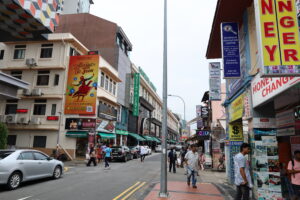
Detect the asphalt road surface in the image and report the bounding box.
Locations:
[0,154,161,200]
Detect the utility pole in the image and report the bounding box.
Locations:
[159,0,168,197]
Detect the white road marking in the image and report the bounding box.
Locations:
[17,196,32,200]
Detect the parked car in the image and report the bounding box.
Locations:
[175,145,182,151]
[144,146,152,155]
[129,146,140,159]
[0,150,64,190]
[155,145,162,152]
[111,146,133,162]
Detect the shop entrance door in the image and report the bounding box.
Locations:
[76,138,88,157]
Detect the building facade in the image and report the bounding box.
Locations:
[58,0,94,15]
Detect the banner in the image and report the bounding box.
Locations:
[229,94,244,122]
[209,62,221,100]
[133,73,140,116]
[65,118,96,130]
[96,118,116,133]
[221,22,241,78]
[229,123,243,141]
[255,0,300,76]
[196,105,201,117]
[65,55,99,114]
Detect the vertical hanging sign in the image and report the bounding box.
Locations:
[209,62,221,100]
[221,22,241,78]
[255,0,300,76]
[133,73,140,116]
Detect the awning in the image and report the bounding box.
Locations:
[66,131,88,138]
[116,130,129,136]
[143,135,156,142]
[152,137,161,143]
[128,133,146,141]
[98,132,116,139]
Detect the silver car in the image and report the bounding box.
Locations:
[0,150,64,190]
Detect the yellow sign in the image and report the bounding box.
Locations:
[257,0,300,66]
[65,55,99,115]
[229,94,244,122]
[229,123,243,141]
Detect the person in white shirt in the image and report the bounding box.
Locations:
[234,143,252,200]
[140,146,147,162]
[184,144,199,188]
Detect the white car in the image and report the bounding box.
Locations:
[155,145,162,152]
[144,146,152,155]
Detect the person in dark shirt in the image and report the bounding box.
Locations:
[168,148,177,173]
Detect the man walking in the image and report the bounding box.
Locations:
[184,144,199,188]
[86,144,97,167]
[287,150,300,200]
[234,143,252,200]
[168,148,177,173]
[104,144,112,169]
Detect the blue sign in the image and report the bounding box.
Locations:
[221,22,241,78]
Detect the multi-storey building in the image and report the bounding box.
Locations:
[58,0,94,15]
[0,33,121,159]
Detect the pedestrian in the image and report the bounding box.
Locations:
[287,150,300,200]
[199,152,206,171]
[86,144,97,167]
[218,152,225,171]
[96,143,103,164]
[234,143,252,200]
[168,148,177,173]
[140,146,147,162]
[184,144,199,188]
[104,144,112,169]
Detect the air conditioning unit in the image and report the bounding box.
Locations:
[18,116,29,124]
[25,58,37,67]
[31,117,41,125]
[32,88,42,96]
[23,89,31,96]
[5,115,18,124]
[0,115,5,123]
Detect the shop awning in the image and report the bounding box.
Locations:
[66,131,88,138]
[128,133,146,141]
[116,130,129,136]
[143,135,156,142]
[98,132,116,139]
[152,137,161,143]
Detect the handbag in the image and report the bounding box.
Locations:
[85,153,90,160]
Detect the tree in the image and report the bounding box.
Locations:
[0,123,8,149]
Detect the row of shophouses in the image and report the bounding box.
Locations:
[206,0,300,199]
[0,13,181,159]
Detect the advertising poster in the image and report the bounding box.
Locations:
[65,118,96,130]
[229,123,243,141]
[209,62,221,100]
[255,0,300,76]
[229,94,244,122]
[276,109,296,136]
[221,22,241,78]
[65,55,99,115]
[133,73,140,116]
[96,119,116,133]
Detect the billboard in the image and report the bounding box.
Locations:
[65,55,99,115]
[65,118,96,130]
[255,0,300,76]
[209,62,221,100]
[221,22,241,78]
[133,73,140,116]
[96,118,116,133]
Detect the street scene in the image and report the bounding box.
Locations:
[0,0,300,200]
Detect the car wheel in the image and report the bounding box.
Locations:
[124,155,127,162]
[7,172,22,190]
[53,166,62,179]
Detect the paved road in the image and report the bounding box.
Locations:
[0,154,161,200]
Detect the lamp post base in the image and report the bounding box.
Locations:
[159,192,169,198]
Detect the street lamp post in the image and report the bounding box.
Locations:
[159,0,168,197]
[168,94,186,126]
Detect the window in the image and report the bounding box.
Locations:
[33,99,47,115]
[7,135,16,146]
[113,82,116,95]
[40,44,53,58]
[105,76,109,90]
[51,104,56,115]
[11,71,22,79]
[109,79,113,93]
[100,72,105,87]
[36,70,50,86]
[13,45,26,59]
[33,136,47,148]
[54,74,59,86]
[33,152,48,160]
[20,152,34,160]
[5,100,18,115]
[0,50,4,60]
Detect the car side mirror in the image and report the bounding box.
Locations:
[47,157,53,161]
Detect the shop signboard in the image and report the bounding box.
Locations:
[133,73,140,116]
[243,89,253,119]
[255,0,300,76]
[221,22,241,78]
[209,62,221,100]
[253,118,276,128]
[196,130,210,140]
[276,109,295,136]
[98,103,117,120]
[96,118,116,133]
[65,55,99,115]
[291,136,300,155]
[229,123,243,141]
[197,120,204,129]
[196,105,201,117]
[229,94,244,122]
[201,106,209,118]
[65,118,96,130]
[251,75,300,107]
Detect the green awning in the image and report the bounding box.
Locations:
[128,133,146,141]
[143,135,156,142]
[116,130,129,135]
[66,131,88,138]
[152,137,161,143]
[98,132,116,139]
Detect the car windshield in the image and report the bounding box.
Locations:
[0,151,14,160]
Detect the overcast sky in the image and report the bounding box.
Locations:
[91,0,218,122]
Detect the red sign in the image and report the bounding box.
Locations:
[16,109,28,113]
[47,116,59,121]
